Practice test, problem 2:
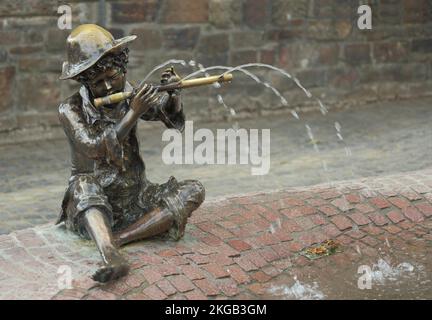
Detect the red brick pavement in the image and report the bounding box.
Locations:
[1,170,432,299]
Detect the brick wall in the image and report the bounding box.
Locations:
[0,0,431,137]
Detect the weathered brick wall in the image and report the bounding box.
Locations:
[0,0,431,137]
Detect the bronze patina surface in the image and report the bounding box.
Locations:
[58,24,205,282]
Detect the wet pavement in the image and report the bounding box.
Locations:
[3,168,431,300]
[1,97,432,234]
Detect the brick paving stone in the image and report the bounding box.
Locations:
[209,253,234,266]
[226,265,251,284]
[124,273,145,289]
[250,271,272,283]
[185,289,207,300]
[337,234,353,245]
[386,210,405,223]
[362,224,385,235]
[281,220,303,232]
[180,265,206,281]
[306,198,328,206]
[331,198,354,212]
[388,197,411,209]
[169,275,196,293]
[201,235,224,246]
[331,215,353,231]
[382,225,402,234]
[320,190,340,200]
[216,278,240,297]
[203,263,230,279]
[255,232,280,246]
[345,194,362,203]
[368,213,390,226]
[86,289,118,300]
[361,236,379,247]
[415,203,432,217]
[270,243,291,259]
[257,247,279,262]
[261,265,281,278]
[167,255,189,266]
[244,251,269,268]
[323,224,342,238]
[310,214,327,226]
[233,256,258,272]
[193,279,220,296]
[318,205,339,216]
[295,216,316,231]
[400,190,422,201]
[399,220,415,229]
[355,203,375,213]
[267,198,304,210]
[143,285,168,300]
[346,229,367,239]
[156,279,177,296]
[158,264,180,276]
[402,206,425,222]
[157,249,178,257]
[186,254,210,265]
[142,268,163,285]
[370,197,391,209]
[272,229,294,242]
[349,212,372,226]
[246,283,266,296]
[174,244,194,255]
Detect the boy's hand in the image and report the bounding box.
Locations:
[161,67,181,95]
[129,83,159,115]
[161,67,182,114]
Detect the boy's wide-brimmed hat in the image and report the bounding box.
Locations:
[59,24,136,80]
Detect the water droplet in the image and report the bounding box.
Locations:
[269,224,275,234]
[189,60,196,67]
[318,100,328,115]
[180,60,187,66]
[335,122,341,132]
[230,108,236,116]
[356,245,362,255]
[281,98,288,106]
[198,63,205,70]
[291,110,299,119]
[217,94,223,104]
[345,147,352,157]
[213,82,221,89]
[322,160,328,172]
[337,133,344,140]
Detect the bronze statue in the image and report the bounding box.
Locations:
[57,24,207,283]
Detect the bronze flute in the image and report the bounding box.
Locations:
[94,73,233,108]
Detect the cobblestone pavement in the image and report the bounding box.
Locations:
[0,170,431,300]
[1,98,432,234]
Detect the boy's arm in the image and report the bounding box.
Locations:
[140,67,186,132]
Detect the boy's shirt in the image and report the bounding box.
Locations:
[56,81,185,223]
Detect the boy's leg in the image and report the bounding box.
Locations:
[114,207,174,247]
[114,179,205,247]
[83,207,130,282]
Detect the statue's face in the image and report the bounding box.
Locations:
[87,67,126,99]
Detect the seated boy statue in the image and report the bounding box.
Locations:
[57,24,205,283]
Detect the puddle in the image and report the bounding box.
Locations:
[259,241,432,300]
